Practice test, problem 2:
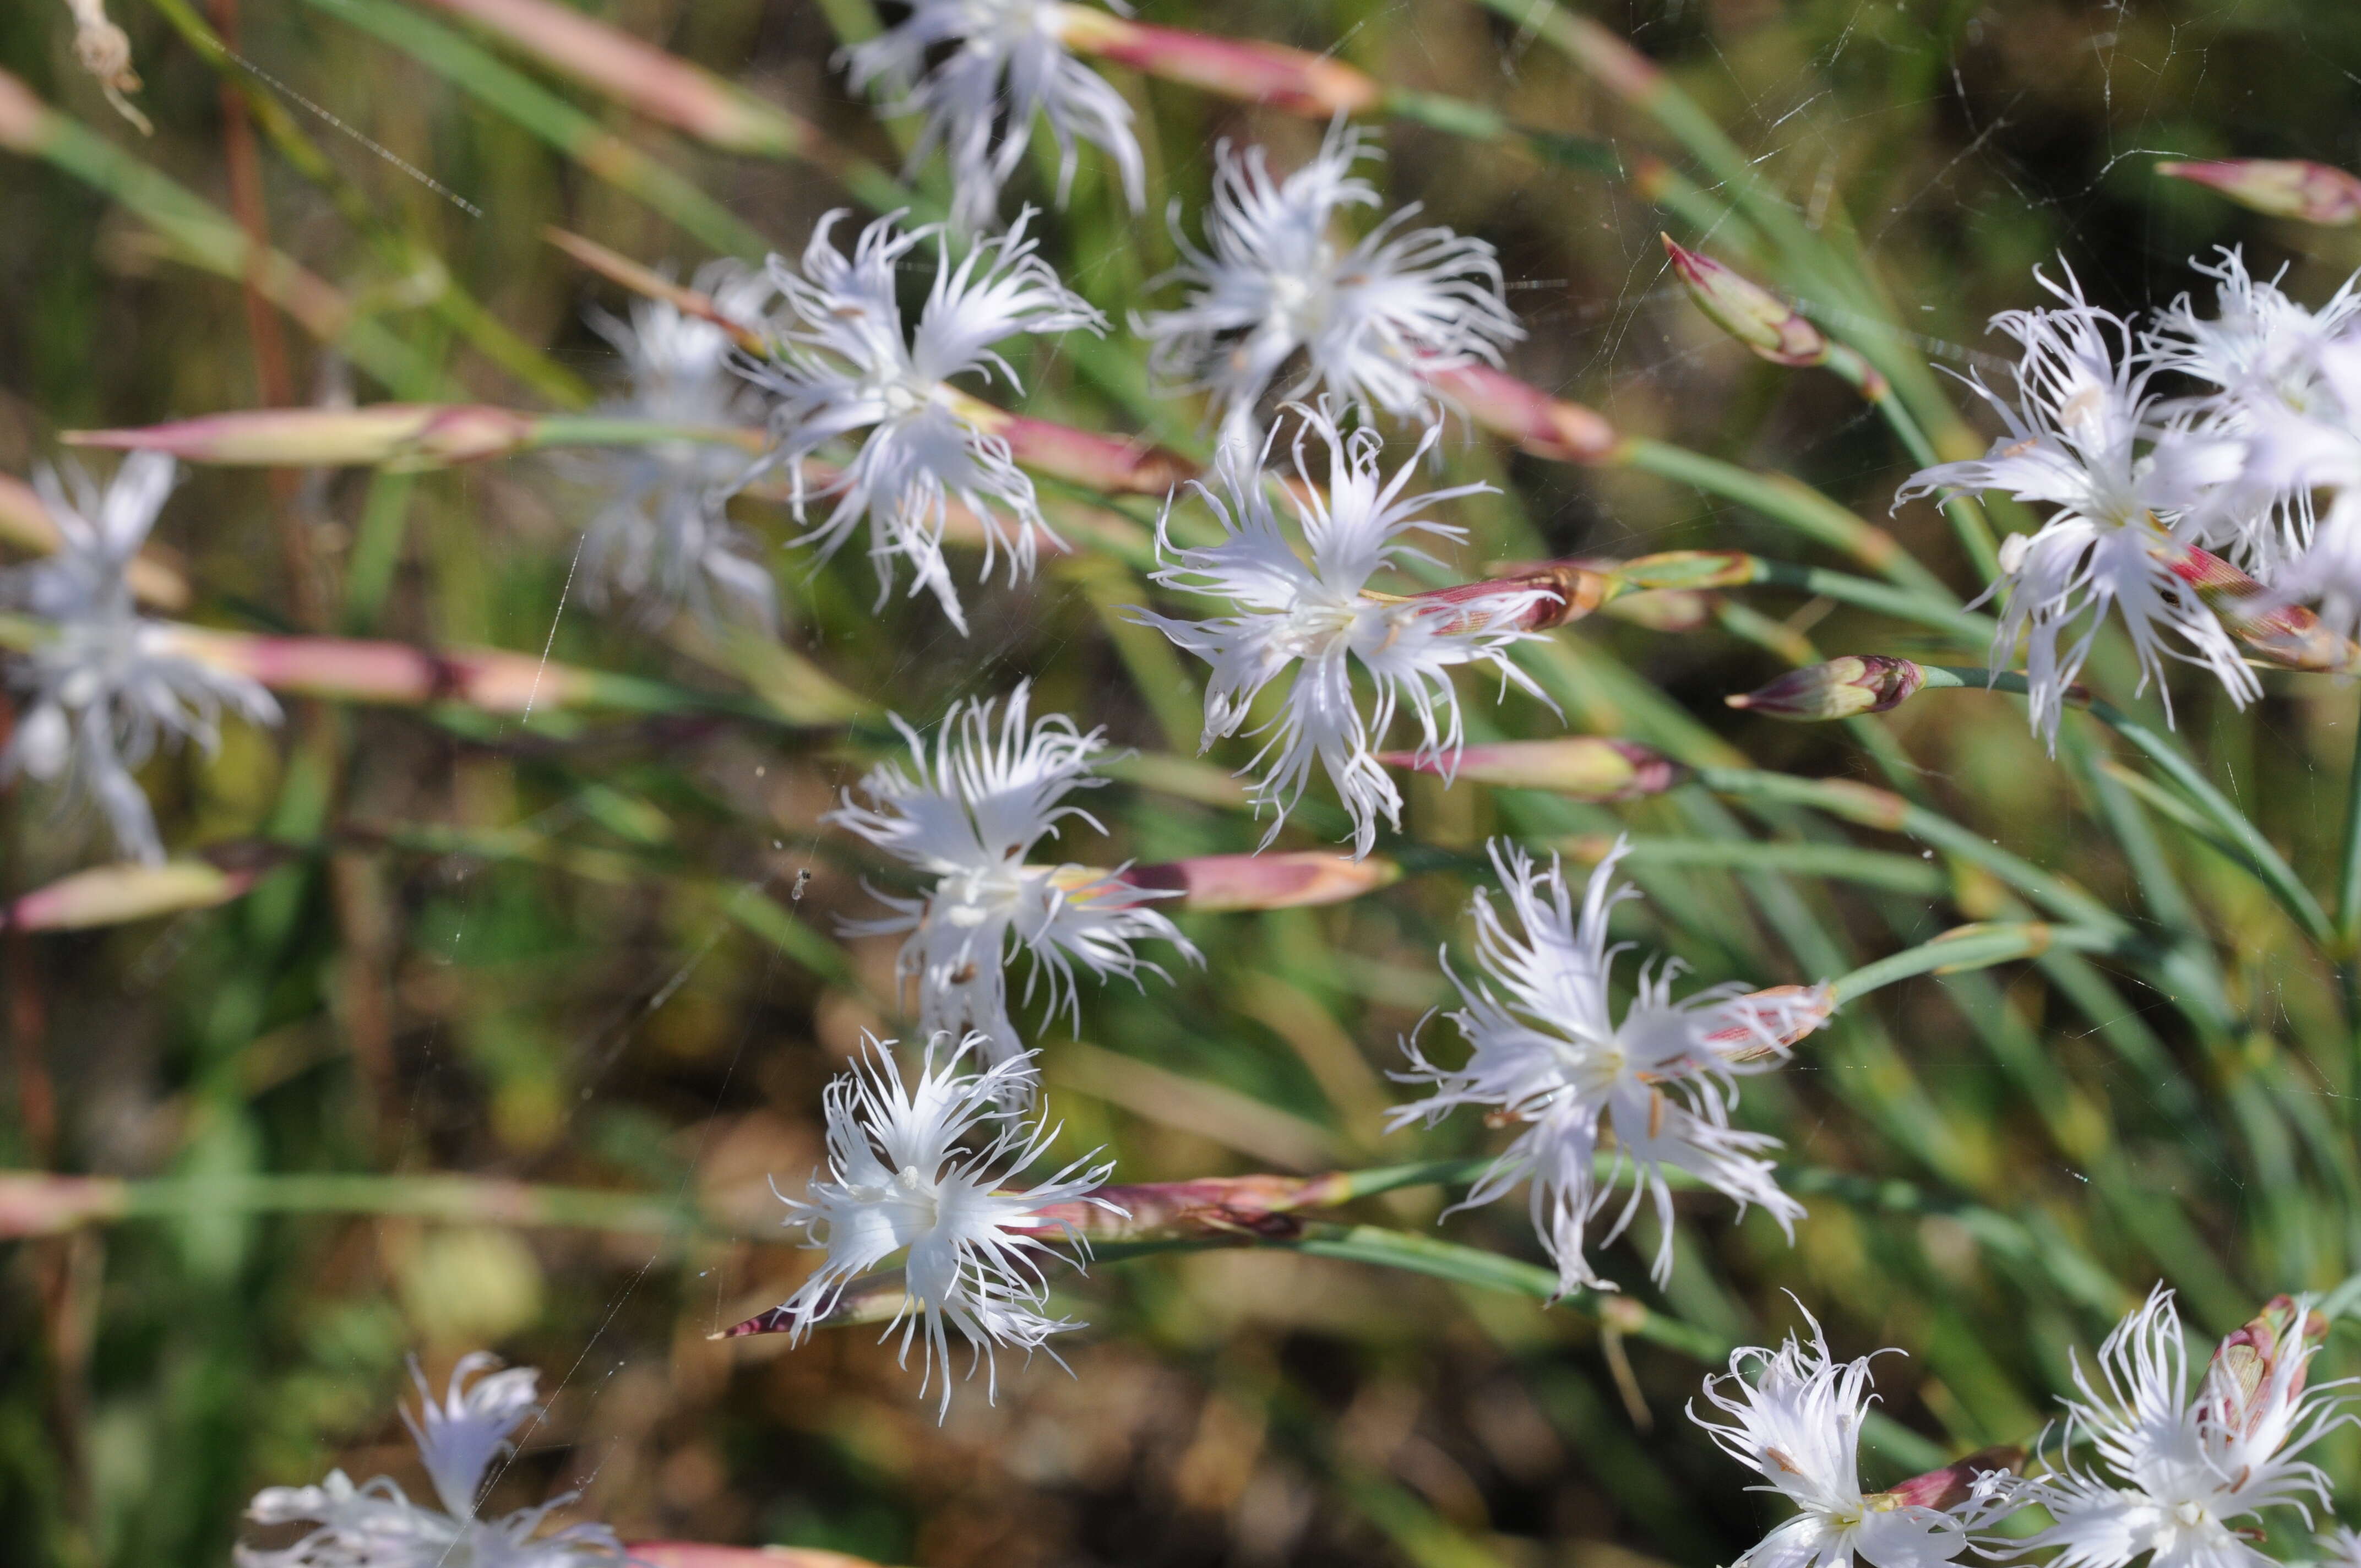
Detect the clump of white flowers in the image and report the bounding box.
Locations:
[2014,1287,2348,1568]
[1690,1305,2009,1568]
[1390,838,1832,1292]
[577,260,779,629]
[775,1032,1118,1419]
[2144,248,2361,574]
[844,0,1144,233]
[0,453,280,864]
[1900,265,2255,751]
[236,1352,622,1568]
[1133,405,1560,859]
[827,682,1196,1081]
[1136,121,1522,449]
[746,208,1104,635]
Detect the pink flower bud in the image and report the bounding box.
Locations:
[937,388,1198,496]
[1413,361,1624,465]
[0,66,50,152]
[5,855,271,931]
[1053,8,1381,116]
[2153,536,2361,673]
[1115,851,1400,912]
[412,0,814,156]
[2209,1295,2327,1433]
[66,406,540,469]
[1661,235,1829,366]
[1378,738,1687,800]
[1727,656,1929,720]
[1873,1445,2023,1512]
[2158,159,2361,225]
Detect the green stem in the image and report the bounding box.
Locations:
[1828,923,2129,1005]
[1619,438,1955,602]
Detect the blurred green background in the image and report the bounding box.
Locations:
[7,2,2361,1566]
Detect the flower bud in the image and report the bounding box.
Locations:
[2209,1295,2327,1432]
[1378,738,1687,801]
[2153,536,2361,673]
[1873,1446,2023,1513]
[66,406,540,469]
[1053,7,1381,116]
[1109,851,1400,913]
[1727,656,1929,720]
[2158,159,2361,226]
[1413,360,1623,465]
[1662,235,1829,366]
[5,856,268,931]
[415,0,814,157]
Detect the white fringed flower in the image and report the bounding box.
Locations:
[2145,248,2361,571]
[776,1033,1118,1418]
[0,453,280,864]
[746,208,1105,634]
[236,1353,622,1568]
[1390,838,1831,1293]
[1898,265,2254,751]
[1690,1309,1996,1568]
[1136,121,1522,449]
[2016,1287,2348,1568]
[1130,405,1556,859]
[578,260,778,629]
[826,683,1195,1076]
[2315,1526,2361,1568]
[844,0,1144,233]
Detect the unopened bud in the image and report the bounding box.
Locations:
[1378,738,1687,801]
[66,406,539,469]
[1053,7,1381,116]
[2208,1295,2327,1433]
[1662,235,1829,366]
[2153,537,2361,673]
[1614,551,1761,594]
[2158,159,2361,226]
[1727,656,1928,720]
[1874,1446,2023,1513]
[1111,852,1400,913]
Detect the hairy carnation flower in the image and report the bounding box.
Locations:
[1690,1307,2003,1568]
[576,260,779,629]
[746,208,1105,634]
[2015,1287,2348,1568]
[1390,838,1831,1292]
[2145,247,2361,571]
[826,682,1195,1078]
[1130,404,1557,859]
[236,1353,621,1568]
[0,452,280,864]
[844,0,1144,233]
[1135,121,1522,449]
[775,1032,1118,1418]
[1899,265,2254,750]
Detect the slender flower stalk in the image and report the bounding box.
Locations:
[1689,1307,2012,1568]
[769,1034,1118,1419]
[845,0,1146,233]
[1136,122,1524,450]
[236,1353,623,1567]
[1391,837,1832,1292]
[826,683,1195,1077]
[2014,1289,2348,1568]
[746,208,1106,634]
[1133,405,1562,857]
[0,453,280,864]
